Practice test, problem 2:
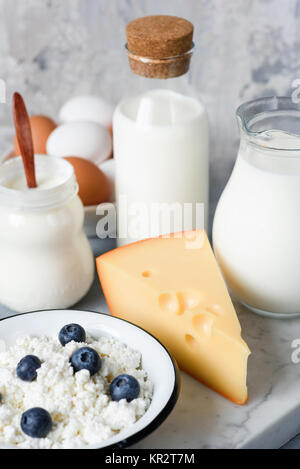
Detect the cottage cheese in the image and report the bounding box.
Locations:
[0,334,153,449]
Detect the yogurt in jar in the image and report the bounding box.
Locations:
[0,155,94,312]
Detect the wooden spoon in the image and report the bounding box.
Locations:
[13,92,37,188]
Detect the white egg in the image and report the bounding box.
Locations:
[99,158,115,202]
[59,95,114,129]
[46,122,112,165]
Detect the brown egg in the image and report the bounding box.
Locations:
[14,115,57,155]
[65,156,111,206]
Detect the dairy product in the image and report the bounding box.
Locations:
[213,129,300,316]
[0,334,152,449]
[97,230,250,404]
[113,89,209,246]
[0,155,94,312]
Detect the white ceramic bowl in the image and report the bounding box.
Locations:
[0,310,179,450]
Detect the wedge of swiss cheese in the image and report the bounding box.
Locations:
[97,230,250,404]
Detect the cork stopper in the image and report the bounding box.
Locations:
[126,15,194,79]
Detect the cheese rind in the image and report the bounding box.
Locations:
[97,230,250,404]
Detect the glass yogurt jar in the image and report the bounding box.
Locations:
[0,155,94,312]
[213,97,300,318]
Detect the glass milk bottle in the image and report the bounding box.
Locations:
[213,97,300,318]
[113,16,209,246]
[0,155,94,312]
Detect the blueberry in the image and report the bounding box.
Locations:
[109,374,140,402]
[21,407,52,438]
[70,347,101,376]
[16,355,41,382]
[59,323,86,346]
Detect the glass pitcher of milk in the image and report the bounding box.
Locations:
[114,16,209,246]
[213,96,300,318]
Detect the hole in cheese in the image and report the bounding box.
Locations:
[142,270,151,278]
[205,304,223,316]
[185,334,198,347]
[193,314,214,337]
[159,292,182,315]
[177,290,201,310]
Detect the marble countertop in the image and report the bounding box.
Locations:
[0,236,300,449]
